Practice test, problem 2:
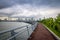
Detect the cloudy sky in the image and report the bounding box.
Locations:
[0,0,60,19]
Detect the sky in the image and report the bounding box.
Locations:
[0,0,60,19]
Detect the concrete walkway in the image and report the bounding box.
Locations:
[28,23,57,40]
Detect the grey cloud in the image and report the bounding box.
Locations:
[0,0,16,9]
[0,0,60,9]
[0,0,60,18]
[0,12,15,17]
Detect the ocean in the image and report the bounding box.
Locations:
[0,22,33,40]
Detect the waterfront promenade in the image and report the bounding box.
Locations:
[28,23,57,40]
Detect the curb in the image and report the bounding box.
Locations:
[43,24,60,40]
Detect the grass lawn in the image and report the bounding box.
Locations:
[39,22,60,38]
[46,26,60,38]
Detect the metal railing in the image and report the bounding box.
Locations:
[0,22,38,40]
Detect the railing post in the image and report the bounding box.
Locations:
[10,30,16,40]
[32,25,33,31]
[27,26,29,37]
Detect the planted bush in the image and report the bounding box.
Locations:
[40,13,60,32]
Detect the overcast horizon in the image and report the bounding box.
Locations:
[0,0,60,19]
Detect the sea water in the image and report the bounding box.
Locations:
[0,22,33,40]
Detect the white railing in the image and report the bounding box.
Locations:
[0,22,38,40]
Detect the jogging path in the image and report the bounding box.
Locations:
[28,23,57,40]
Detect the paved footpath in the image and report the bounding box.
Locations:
[28,23,57,40]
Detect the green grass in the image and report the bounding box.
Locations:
[39,22,60,38]
[46,25,60,38]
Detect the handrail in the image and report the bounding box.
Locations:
[0,22,38,40]
[0,25,28,35]
[7,27,27,40]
